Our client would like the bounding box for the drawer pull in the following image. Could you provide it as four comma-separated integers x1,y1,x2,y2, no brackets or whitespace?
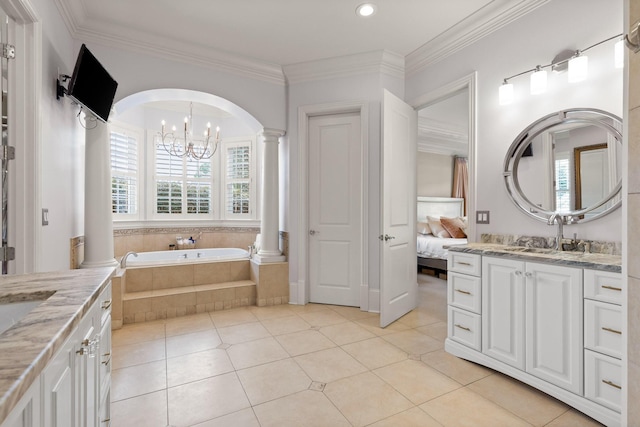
457,262,472,266
602,327,622,335
602,379,622,390
455,289,471,295
102,300,112,310
454,324,471,332
602,285,622,292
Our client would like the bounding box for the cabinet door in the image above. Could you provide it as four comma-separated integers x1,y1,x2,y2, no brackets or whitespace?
1,377,40,427
42,339,76,427
482,256,525,370
525,262,583,394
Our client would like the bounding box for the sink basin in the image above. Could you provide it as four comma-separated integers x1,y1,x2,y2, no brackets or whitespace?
0,299,46,335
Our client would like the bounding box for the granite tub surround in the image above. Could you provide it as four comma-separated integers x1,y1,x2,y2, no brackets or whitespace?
0,267,114,425
481,233,622,256
450,242,621,272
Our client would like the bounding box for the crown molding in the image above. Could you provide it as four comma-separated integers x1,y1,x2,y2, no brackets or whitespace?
283,50,404,85
406,0,551,77
53,0,286,86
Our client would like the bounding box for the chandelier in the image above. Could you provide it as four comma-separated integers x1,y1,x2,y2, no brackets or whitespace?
159,102,221,160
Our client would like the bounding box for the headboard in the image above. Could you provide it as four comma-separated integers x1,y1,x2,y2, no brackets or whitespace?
417,196,464,221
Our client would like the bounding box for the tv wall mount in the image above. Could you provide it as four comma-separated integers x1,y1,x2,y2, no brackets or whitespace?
56,74,71,100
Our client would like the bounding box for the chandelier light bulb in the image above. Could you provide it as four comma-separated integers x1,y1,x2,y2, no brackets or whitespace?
568,53,588,83
499,81,514,105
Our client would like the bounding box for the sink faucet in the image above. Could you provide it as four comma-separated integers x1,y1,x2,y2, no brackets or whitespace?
120,251,138,268
548,213,565,251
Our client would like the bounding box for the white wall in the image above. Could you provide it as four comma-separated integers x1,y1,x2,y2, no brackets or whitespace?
406,0,624,243
31,0,86,271
284,69,404,298
417,152,453,198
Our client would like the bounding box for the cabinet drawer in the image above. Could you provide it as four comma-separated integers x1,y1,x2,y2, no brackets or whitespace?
584,300,622,359
584,270,622,305
585,349,622,413
448,306,481,351
448,252,481,276
448,272,481,314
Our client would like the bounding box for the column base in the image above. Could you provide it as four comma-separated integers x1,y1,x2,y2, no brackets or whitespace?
252,253,286,264
80,258,120,269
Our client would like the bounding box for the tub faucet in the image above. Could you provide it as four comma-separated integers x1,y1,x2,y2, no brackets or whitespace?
120,251,138,268
548,213,565,251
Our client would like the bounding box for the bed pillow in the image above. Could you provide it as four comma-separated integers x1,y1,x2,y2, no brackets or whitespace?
417,222,432,235
440,216,467,238
427,216,451,238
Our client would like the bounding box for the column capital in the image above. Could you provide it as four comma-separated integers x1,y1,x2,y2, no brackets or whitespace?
261,128,285,142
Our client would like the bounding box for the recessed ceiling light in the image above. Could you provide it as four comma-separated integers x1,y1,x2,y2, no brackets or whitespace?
356,3,377,17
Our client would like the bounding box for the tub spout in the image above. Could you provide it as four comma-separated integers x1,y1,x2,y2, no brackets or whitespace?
120,251,138,268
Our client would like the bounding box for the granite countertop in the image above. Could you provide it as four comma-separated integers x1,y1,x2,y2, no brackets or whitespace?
449,243,622,273
0,267,115,424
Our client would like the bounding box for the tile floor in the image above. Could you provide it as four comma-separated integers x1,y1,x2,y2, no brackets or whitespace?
111,273,604,427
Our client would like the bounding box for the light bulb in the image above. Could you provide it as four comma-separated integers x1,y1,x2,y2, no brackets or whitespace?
499,82,514,105
615,39,624,69
530,67,547,95
568,54,588,83
356,3,377,17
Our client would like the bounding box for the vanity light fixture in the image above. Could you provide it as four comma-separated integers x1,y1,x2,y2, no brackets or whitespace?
567,52,588,83
356,3,377,17
499,80,514,105
498,33,622,105
530,66,547,95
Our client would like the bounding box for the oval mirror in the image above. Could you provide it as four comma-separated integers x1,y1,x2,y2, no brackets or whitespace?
503,108,622,223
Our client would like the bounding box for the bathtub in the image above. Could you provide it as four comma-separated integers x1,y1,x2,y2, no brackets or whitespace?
124,247,250,267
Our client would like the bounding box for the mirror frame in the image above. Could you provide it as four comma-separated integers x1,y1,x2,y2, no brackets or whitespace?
503,108,622,223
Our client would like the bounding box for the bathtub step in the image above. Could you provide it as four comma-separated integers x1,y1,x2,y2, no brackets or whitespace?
123,279,257,324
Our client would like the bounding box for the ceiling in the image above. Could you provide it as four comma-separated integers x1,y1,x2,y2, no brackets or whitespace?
54,0,547,71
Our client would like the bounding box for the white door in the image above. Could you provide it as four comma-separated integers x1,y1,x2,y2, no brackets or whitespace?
380,90,417,327
482,256,526,370
525,262,583,394
308,113,362,306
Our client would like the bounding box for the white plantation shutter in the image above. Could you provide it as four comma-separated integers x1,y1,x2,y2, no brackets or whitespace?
110,129,138,216
555,152,571,212
224,142,252,218
154,137,212,216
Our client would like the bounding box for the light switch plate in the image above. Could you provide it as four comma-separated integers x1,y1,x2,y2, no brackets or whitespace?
42,208,49,226
476,210,490,224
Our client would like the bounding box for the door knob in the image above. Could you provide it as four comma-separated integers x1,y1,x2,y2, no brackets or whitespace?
309,229,319,236
378,234,395,241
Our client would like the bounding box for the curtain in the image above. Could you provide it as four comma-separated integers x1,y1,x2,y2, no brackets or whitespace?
452,156,468,216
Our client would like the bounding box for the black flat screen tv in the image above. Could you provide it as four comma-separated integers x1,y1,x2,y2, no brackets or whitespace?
66,44,118,122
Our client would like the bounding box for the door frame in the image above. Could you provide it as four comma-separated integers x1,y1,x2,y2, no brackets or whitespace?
408,72,477,241
1,0,41,273
296,101,369,308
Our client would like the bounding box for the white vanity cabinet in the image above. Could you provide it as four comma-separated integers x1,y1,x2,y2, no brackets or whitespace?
447,253,482,351
482,257,583,394
447,249,621,427
584,269,623,413
2,282,112,427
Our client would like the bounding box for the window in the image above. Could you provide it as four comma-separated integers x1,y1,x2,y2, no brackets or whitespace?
110,121,257,223
154,137,212,217
110,126,140,218
223,140,255,219
555,151,571,212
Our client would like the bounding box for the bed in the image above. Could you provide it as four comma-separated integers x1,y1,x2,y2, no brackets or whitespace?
416,196,467,277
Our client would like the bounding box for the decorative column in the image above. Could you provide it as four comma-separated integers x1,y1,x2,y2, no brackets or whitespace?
253,128,285,264
80,116,119,269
